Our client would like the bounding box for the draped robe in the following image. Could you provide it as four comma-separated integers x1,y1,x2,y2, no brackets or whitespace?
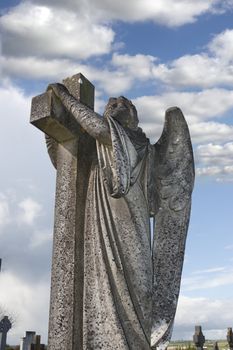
82,117,153,350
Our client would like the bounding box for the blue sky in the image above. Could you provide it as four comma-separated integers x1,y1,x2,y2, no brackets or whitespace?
0,0,233,345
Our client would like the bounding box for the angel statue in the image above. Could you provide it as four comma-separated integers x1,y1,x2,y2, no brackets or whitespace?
31,75,194,350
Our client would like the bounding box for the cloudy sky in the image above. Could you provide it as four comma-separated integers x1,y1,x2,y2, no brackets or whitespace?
0,0,233,345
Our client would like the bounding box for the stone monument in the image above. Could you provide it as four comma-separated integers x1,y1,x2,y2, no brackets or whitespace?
30,73,194,350
20,331,36,350
0,316,12,350
20,331,45,350
227,327,233,350
193,326,205,350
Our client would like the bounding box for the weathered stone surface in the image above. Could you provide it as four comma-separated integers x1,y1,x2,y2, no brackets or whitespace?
63,72,95,110
31,91,80,143
30,73,194,350
47,140,78,350
31,74,95,350
151,107,194,348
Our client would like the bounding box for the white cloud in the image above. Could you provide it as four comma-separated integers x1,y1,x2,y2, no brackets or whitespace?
182,268,233,291
0,194,10,228
31,0,233,27
196,143,233,178
1,56,79,81
134,89,233,144
0,80,54,188
0,271,50,344
29,229,52,249
197,166,225,176
0,80,30,117
0,2,114,60
152,54,233,88
197,143,233,165
1,77,232,183
2,26,233,98
192,267,226,274
173,295,233,339
18,198,42,225
1,56,134,96
208,29,233,63
110,30,233,89
150,29,233,88
96,0,214,26
112,53,158,80
92,70,133,96
1,4,233,92
0,190,45,230
196,166,233,177
0,81,35,170
190,122,233,144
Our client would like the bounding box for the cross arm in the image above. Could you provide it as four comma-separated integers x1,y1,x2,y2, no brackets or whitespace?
30,73,97,143
47,83,111,146
30,90,83,143
31,84,111,146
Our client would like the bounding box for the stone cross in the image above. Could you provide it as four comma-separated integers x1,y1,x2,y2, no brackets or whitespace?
30,73,96,350
0,316,12,350
193,325,205,350
227,327,233,350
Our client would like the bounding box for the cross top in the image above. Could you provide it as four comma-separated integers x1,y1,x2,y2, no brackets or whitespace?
0,316,12,333
193,325,205,349
30,73,95,146
62,73,94,109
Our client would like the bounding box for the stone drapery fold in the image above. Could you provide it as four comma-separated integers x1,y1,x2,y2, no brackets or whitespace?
82,117,152,349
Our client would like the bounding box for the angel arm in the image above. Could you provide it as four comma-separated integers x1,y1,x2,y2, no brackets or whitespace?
151,107,194,349
47,83,111,146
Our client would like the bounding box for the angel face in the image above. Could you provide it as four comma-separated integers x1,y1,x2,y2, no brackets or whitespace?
103,96,139,130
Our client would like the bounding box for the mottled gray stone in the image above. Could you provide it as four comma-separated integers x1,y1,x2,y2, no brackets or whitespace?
63,73,95,110
30,73,194,350
31,90,79,143
31,74,95,350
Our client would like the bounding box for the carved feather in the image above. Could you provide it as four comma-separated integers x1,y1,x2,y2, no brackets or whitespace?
151,107,194,349
45,134,58,169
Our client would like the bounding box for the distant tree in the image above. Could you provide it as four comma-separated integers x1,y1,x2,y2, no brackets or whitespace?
0,304,15,327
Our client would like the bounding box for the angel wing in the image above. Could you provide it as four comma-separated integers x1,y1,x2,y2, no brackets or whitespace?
45,134,58,169
150,107,195,349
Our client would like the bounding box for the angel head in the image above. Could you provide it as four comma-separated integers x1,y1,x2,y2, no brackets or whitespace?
103,96,139,130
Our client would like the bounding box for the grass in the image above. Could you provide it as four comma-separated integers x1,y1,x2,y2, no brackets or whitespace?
169,340,229,350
